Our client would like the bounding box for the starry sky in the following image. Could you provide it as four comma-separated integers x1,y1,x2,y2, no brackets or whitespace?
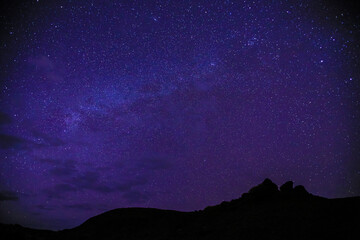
0,0,360,230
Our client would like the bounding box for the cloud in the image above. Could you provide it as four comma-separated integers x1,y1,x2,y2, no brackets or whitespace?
0,121,64,150
43,183,77,199
49,160,77,177
28,55,64,84
137,156,172,170
39,158,78,177
116,176,148,191
29,55,54,71
42,171,108,199
0,134,27,149
49,167,77,177
122,190,150,203
38,158,61,164
71,172,148,194
0,112,12,125
88,184,114,193
0,191,19,201
31,130,65,147
0,112,27,150
41,171,150,203
72,171,99,189
63,203,94,211
36,204,55,211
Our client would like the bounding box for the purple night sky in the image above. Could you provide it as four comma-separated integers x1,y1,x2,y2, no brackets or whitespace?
0,0,359,230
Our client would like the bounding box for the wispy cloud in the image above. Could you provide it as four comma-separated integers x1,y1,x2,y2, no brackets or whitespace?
0,191,19,201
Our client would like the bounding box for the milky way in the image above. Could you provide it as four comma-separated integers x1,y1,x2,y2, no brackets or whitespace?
0,0,359,230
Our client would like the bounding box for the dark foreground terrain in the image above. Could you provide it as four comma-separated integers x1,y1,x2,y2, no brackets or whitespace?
1,179,359,239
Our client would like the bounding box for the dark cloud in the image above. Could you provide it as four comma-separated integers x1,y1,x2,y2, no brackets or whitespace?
0,134,27,149
39,158,78,177
43,183,77,199
137,156,172,170
122,191,150,203
0,112,12,125
48,160,77,177
42,172,150,202
29,55,54,71
63,203,94,211
54,183,77,192
28,55,64,83
72,171,99,189
72,172,148,194
63,203,109,212
50,167,77,176
89,185,114,193
36,204,55,211
38,158,61,165
116,176,148,191
0,112,28,150
42,171,109,199
0,112,63,150
31,130,65,147
0,127,64,151
0,191,18,201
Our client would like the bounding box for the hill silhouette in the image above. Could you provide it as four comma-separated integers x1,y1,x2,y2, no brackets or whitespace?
1,179,359,239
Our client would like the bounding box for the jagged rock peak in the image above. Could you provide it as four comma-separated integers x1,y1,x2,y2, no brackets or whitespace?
240,179,311,201
262,178,276,186
247,178,279,198
293,185,309,196
280,181,294,193
279,180,310,198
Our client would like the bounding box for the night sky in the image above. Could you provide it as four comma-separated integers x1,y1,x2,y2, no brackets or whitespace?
0,0,360,230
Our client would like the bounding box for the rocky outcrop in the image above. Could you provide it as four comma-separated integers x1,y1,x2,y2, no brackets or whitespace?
1,179,358,240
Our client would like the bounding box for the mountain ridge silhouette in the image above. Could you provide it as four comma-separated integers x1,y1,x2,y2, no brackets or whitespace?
1,178,359,239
